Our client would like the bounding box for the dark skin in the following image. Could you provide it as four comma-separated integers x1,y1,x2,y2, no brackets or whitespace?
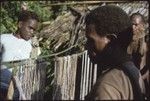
14,19,38,41
86,24,110,63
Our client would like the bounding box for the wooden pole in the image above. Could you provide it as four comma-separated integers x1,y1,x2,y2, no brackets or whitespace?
42,1,130,7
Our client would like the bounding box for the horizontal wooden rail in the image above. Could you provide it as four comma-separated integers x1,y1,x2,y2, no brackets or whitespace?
42,1,131,7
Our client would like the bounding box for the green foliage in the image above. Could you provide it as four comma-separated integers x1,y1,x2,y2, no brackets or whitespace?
0,1,53,34
0,1,20,33
27,1,53,22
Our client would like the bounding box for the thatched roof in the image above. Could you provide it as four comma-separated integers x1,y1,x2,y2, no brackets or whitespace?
39,1,149,53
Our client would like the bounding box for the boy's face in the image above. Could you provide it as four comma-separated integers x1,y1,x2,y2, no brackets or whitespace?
18,19,38,41
85,24,110,63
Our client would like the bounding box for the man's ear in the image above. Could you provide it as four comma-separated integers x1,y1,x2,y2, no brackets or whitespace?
106,34,117,41
18,21,23,28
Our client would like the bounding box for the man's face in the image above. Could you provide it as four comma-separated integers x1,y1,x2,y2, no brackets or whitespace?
18,19,38,41
131,16,145,39
85,25,110,63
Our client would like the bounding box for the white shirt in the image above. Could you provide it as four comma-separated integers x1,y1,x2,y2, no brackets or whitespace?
1,34,32,62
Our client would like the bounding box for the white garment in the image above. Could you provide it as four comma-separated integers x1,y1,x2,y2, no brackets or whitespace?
1,34,32,62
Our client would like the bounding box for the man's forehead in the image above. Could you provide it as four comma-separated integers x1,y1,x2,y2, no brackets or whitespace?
132,16,143,24
22,19,38,27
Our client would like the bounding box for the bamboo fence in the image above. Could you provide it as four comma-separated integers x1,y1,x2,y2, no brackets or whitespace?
53,51,97,100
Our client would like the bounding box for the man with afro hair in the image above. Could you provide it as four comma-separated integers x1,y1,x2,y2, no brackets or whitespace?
84,5,146,100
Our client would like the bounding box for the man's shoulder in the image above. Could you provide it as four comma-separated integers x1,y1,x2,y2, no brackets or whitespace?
1,33,13,39
98,68,130,86
102,68,125,80
1,34,14,44
94,68,134,100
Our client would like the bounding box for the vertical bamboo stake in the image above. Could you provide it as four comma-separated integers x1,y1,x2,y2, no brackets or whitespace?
85,53,90,96
80,51,85,99
93,64,97,85
82,51,87,99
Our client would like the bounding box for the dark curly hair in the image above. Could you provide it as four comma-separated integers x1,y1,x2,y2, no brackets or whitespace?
85,5,133,49
18,10,39,22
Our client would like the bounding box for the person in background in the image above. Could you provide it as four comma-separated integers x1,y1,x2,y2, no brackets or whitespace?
0,10,39,100
127,12,149,99
128,13,147,70
84,5,146,100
